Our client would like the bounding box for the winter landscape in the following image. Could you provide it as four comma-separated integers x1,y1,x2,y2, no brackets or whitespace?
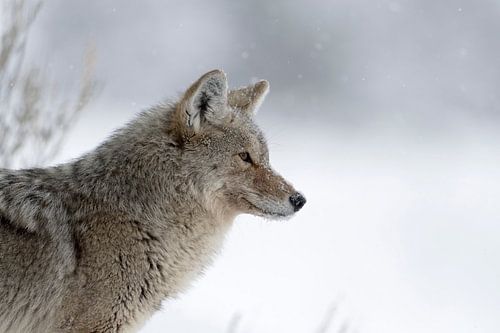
1,0,499,332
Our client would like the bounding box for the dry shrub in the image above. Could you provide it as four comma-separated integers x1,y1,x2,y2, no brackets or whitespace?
0,0,98,168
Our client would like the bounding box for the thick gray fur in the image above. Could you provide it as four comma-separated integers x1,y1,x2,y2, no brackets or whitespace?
0,70,304,332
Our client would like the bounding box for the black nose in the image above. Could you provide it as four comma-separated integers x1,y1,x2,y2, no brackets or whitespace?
289,192,306,212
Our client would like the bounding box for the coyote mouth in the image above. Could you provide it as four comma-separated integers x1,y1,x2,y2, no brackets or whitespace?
242,198,290,219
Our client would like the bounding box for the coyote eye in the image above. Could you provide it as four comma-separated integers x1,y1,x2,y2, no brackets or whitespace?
239,152,253,164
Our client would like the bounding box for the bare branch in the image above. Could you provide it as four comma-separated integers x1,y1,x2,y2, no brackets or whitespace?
226,312,243,333
0,0,98,168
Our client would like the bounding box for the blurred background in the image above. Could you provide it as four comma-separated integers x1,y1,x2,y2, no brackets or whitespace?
1,0,500,332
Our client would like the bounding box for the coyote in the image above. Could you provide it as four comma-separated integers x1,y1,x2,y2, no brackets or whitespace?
0,70,306,332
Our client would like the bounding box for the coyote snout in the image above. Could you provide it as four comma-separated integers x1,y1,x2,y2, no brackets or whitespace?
232,165,306,218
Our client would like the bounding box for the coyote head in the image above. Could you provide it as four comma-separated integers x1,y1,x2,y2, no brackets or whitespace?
171,70,306,219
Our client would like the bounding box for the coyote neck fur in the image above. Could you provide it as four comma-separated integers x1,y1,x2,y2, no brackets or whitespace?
1,105,233,331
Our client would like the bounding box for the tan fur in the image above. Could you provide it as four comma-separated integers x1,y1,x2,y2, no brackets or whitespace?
0,70,306,332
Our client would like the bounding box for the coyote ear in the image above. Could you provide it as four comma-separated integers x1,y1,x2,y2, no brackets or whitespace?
180,69,229,132
228,80,269,115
